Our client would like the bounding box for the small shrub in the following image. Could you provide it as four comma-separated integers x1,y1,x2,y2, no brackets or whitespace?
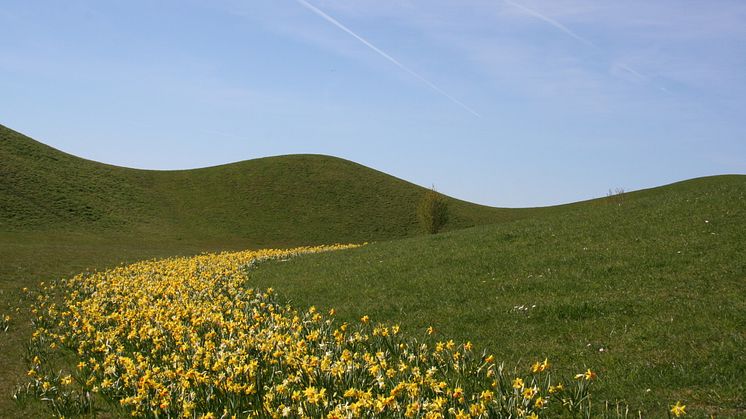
606,187,626,206
418,187,449,234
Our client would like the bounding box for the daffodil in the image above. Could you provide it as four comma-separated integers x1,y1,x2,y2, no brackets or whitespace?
670,401,686,417
20,242,602,418
531,358,550,373
513,377,525,389
575,368,597,380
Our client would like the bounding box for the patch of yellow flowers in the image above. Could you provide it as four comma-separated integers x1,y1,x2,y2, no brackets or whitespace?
18,244,607,417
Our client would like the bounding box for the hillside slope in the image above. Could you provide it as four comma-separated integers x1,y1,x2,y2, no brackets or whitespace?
0,124,517,246
249,174,746,416
0,124,529,416
2,123,744,416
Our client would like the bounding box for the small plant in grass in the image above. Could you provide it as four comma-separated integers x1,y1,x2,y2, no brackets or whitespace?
1,313,10,332
669,401,687,417
606,187,626,206
418,186,449,234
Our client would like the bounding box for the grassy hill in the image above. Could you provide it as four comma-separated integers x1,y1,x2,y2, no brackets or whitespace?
0,123,522,416
0,124,516,246
1,123,744,416
1,121,525,302
249,175,746,416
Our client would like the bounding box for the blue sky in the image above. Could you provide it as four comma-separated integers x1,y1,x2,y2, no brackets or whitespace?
2,0,744,207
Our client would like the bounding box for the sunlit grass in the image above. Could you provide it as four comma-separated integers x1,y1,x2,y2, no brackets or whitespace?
16,246,618,418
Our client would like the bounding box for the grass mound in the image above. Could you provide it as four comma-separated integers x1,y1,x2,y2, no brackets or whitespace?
1,124,521,416
0,124,515,245
248,175,746,416
2,123,743,416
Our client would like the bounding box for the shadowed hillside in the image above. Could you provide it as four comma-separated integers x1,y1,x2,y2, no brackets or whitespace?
0,124,518,246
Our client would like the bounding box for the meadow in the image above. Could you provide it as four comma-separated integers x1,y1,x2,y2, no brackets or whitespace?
249,176,746,417
0,123,518,416
1,124,744,417
15,245,607,418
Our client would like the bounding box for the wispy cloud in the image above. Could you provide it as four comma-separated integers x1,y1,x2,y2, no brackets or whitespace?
295,0,481,117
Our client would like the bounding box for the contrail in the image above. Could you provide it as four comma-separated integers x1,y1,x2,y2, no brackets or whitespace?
504,0,653,83
616,63,646,81
295,0,481,117
504,0,596,48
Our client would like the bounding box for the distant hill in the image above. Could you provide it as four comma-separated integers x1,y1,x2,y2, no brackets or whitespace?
0,124,521,246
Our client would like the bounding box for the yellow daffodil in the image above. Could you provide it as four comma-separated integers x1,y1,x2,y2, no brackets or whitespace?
19,242,602,418
670,401,686,417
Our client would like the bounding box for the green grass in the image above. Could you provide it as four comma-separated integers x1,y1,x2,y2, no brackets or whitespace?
1,123,744,416
0,124,518,244
0,123,519,416
248,176,746,417
0,233,263,417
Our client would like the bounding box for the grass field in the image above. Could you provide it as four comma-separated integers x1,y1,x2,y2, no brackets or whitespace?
0,123,520,417
1,123,745,417
249,176,746,416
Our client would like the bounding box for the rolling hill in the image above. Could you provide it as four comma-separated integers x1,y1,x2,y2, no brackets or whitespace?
249,174,746,416
0,123,528,416
0,124,518,246
1,122,744,416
